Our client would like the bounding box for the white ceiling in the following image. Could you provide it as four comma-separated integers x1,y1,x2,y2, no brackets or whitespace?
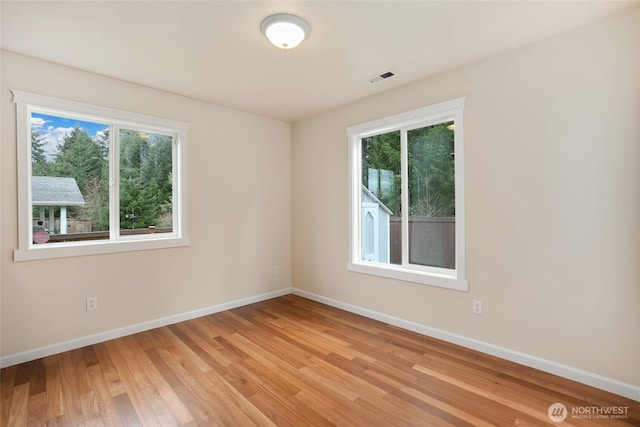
1,1,636,122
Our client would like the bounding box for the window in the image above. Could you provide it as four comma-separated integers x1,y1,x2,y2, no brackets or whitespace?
348,98,467,291
13,90,189,261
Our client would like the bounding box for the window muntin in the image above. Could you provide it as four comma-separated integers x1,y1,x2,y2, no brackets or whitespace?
13,90,189,261
348,98,467,291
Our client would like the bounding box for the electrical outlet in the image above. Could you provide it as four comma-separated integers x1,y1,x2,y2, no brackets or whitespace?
472,299,482,315
273,265,280,275
87,296,97,311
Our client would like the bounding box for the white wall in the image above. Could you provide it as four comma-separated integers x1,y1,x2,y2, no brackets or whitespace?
292,9,640,387
0,51,292,359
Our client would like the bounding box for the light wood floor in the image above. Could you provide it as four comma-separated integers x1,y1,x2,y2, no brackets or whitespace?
1,295,638,426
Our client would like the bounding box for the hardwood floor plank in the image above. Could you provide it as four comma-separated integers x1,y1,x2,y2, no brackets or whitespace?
112,393,142,427
103,340,162,426
225,333,279,370
362,366,468,423
124,336,193,426
42,356,63,422
292,390,341,424
58,351,85,425
82,346,100,369
238,360,334,427
413,362,583,426
26,391,46,427
399,385,497,426
91,343,125,398
70,349,92,398
0,366,17,427
247,392,329,427
239,327,311,370
158,373,224,426
139,385,179,427
7,383,29,427
306,355,388,401
86,364,122,427
78,389,101,425
13,363,32,388
27,360,46,398
2,295,638,426
330,398,403,427
44,415,64,427
154,346,249,426
198,369,269,426
358,356,531,426
359,393,466,427
297,364,360,401
170,322,230,368
160,327,211,374
411,347,567,422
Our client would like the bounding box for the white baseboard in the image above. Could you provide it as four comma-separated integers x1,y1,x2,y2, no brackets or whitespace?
292,288,640,402
0,287,291,369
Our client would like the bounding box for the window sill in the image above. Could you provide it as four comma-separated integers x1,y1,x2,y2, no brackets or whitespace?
13,236,190,261
347,261,468,291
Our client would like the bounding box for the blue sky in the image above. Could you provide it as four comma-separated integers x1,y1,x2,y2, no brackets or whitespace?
31,112,108,161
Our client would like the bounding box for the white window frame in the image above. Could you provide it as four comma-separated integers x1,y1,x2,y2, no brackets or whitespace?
12,90,189,261
347,98,467,291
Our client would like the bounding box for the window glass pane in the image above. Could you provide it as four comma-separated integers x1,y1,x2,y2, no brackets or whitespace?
30,112,109,244
361,130,401,264
119,129,173,236
407,121,455,268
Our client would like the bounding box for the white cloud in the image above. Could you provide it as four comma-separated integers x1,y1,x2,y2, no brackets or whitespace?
31,117,46,130
39,125,74,161
96,129,108,141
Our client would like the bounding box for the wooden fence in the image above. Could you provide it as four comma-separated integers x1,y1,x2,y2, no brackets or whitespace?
39,227,172,243
389,217,455,269
33,218,93,234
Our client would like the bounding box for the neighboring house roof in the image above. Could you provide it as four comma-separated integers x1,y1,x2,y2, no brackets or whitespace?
362,185,393,215
32,176,85,206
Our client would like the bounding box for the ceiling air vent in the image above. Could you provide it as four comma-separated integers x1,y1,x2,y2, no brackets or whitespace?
369,70,396,84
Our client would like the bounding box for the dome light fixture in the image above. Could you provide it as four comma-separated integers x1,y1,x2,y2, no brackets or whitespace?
261,13,310,50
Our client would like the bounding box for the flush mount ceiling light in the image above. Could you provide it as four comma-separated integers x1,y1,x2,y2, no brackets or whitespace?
261,13,310,50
